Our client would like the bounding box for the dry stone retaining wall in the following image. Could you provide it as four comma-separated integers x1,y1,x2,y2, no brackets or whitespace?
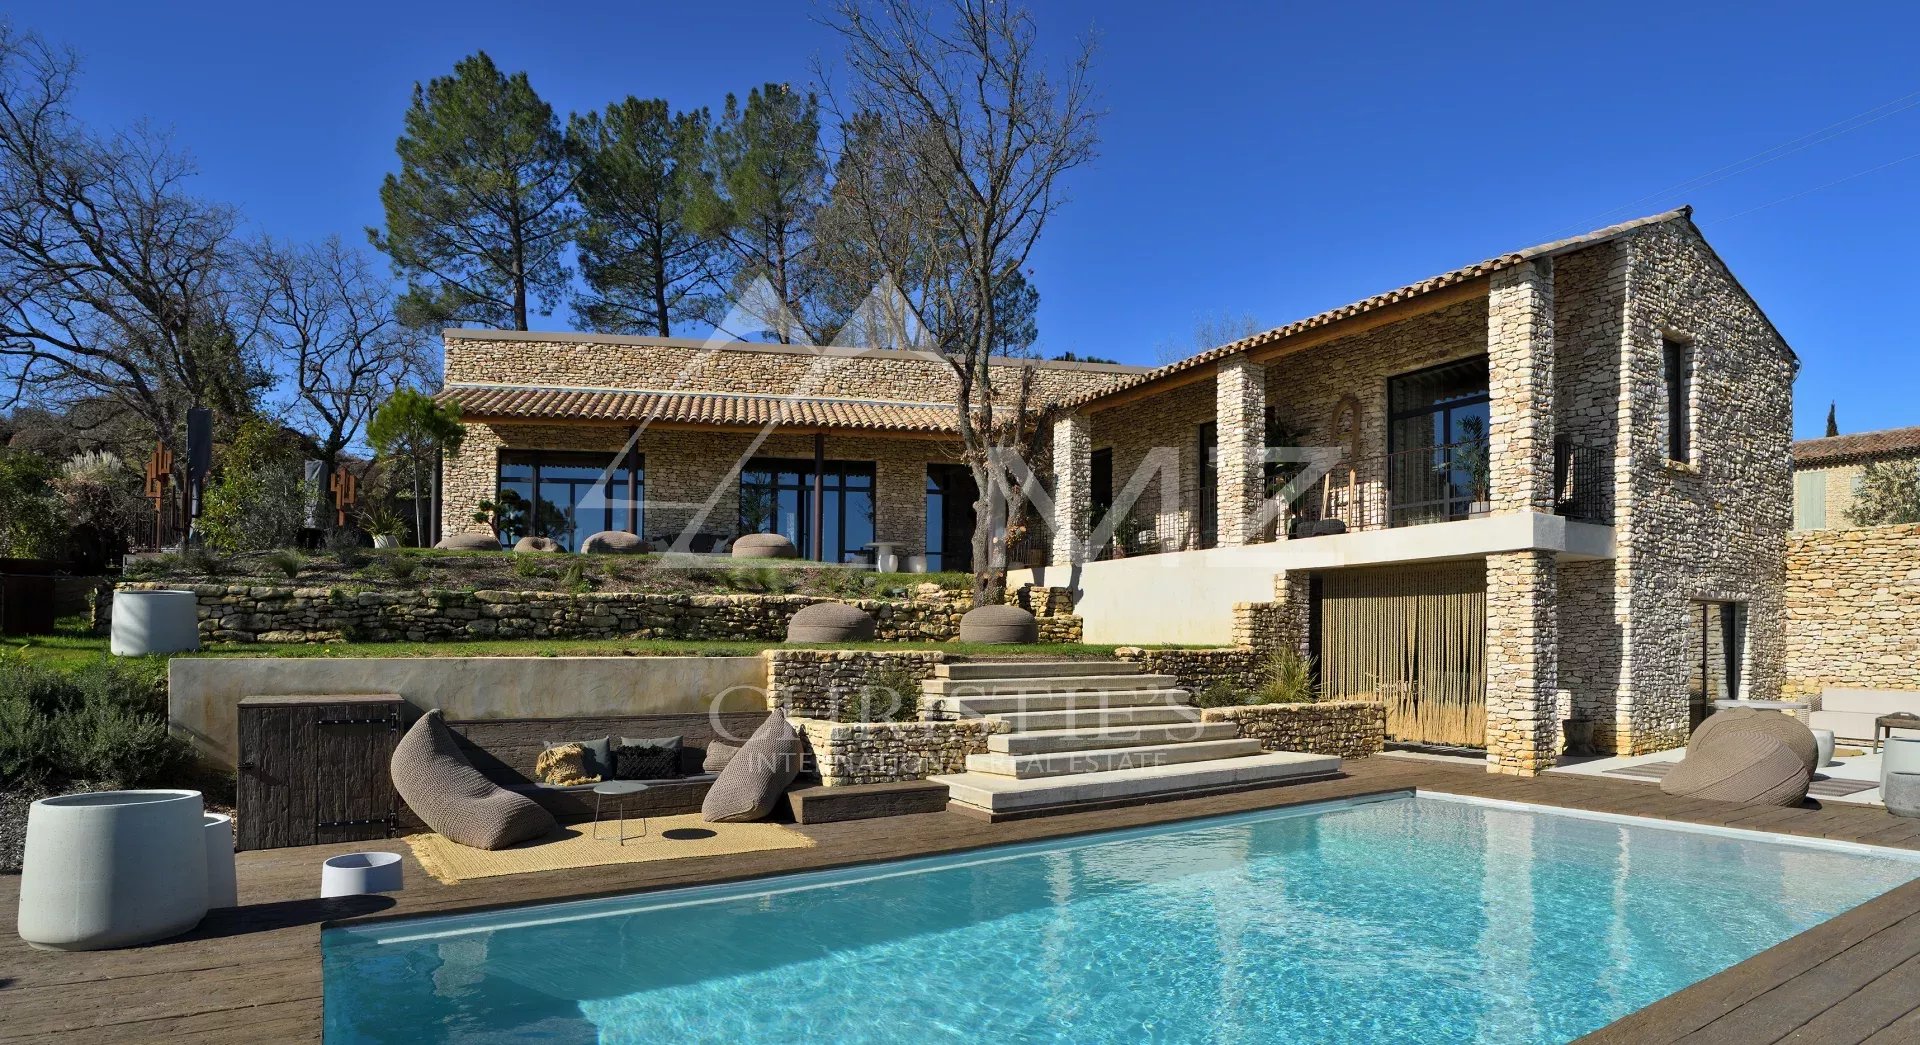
1201,700,1386,760
1114,646,1265,695
764,648,947,719
1782,524,1920,701
792,717,1006,787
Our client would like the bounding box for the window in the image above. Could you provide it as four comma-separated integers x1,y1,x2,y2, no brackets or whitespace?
925,464,976,573
1090,448,1114,522
1663,336,1692,463
739,458,875,563
1386,356,1491,526
1197,422,1218,548
1689,601,1745,729
495,450,641,551
1793,470,1828,531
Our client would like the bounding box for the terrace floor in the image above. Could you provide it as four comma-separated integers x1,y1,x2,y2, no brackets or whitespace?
7,756,1920,1043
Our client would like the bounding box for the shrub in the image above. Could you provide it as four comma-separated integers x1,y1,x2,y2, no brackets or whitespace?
197,418,307,553
1195,681,1244,708
384,554,421,582
0,449,65,558
836,661,927,722
182,545,227,576
328,527,368,568
560,558,591,592
0,657,186,789
512,554,543,578
266,549,306,579
1257,646,1318,705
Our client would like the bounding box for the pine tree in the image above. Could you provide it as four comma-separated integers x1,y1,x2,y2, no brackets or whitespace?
569,98,719,336
370,52,576,331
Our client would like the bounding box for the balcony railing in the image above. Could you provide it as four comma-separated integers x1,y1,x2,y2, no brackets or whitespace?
1288,438,1608,538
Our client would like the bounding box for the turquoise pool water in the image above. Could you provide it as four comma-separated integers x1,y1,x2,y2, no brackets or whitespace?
323,794,1920,1043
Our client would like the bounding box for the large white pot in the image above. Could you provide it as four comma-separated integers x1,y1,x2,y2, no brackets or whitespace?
17,790,209,950
110,589,201,656
203,813,238,909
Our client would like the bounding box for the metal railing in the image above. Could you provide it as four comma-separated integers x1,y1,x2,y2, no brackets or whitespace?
1288,438,1608,538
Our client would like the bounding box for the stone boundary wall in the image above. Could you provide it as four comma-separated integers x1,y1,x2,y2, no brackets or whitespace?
1201,701,1386,760
792,717,1006,787
119,582,1082,646
764,649,947,718
1782,524,1920,702
1114,646,1265,695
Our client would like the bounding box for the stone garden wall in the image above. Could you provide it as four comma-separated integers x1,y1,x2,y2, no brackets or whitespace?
119,582,1081,647
1782,523,1920,702
764,648,947,718
792,717,1007,787
1201,700,1386,759
1113,646,1266,695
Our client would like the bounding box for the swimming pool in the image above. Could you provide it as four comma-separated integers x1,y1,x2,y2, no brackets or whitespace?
323,793,1920,1043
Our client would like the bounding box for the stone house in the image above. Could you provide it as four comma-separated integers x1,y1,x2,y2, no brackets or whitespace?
435,206,1796,775
1791,425,1920,530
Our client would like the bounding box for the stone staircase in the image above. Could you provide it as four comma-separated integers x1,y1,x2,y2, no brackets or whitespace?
923,660,1340,818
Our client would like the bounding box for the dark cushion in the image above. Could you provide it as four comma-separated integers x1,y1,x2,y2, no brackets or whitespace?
614,735,683,780
1662,732,1811,806
702,711,803,823
1689,709,1819,775
391,710,557,850
544,735,613,780
703,740,741,774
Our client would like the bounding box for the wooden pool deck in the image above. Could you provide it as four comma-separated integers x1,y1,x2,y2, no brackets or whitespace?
7,755,1920,1043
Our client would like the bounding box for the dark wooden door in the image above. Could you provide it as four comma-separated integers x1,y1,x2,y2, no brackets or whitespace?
237,695,407,851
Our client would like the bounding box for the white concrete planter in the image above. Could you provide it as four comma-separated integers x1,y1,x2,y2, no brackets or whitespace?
110,589,201,656
372,534,401,549
203,813,238,909
321,852,404,897
17,790,209,950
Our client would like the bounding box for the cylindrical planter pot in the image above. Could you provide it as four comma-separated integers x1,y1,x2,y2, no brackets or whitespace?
109,589,201,656
321,852,404,898
1810,728,1836,769
203,813,238,909
1887,773,1920,819
17,790,209,950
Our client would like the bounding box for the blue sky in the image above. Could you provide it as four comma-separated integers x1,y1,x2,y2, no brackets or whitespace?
8,1,1917,438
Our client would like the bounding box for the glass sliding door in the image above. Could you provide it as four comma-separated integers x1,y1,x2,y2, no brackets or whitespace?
1690,601,1746,728
925,463,977,573
739,458,877,563
1386,356,1491,527
494,450,641,551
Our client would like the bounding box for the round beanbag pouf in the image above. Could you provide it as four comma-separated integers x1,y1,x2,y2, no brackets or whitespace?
786,602,877,643
958,604,1039,644
1661,732,1811,807
732,532,798,559
435,530,501,551
581,530,646,555
1688,708,1818,775
513,536,561,554
390,710,558,849
702,711,804,824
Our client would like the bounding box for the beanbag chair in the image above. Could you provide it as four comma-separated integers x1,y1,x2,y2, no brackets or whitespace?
513,536,561,554
1661,732,1811,806
786,602,877,642
958,604,1038,644
436,531,500,551
391,710,557,849
581,530,647,554
732,532,797,559
702,711,803,823
1689,708,1818,775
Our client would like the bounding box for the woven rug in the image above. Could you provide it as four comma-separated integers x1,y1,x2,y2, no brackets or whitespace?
1602,760,1878,798
404,814,815,884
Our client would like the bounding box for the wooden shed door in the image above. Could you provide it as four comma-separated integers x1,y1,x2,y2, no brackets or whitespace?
1316,563,1487,749
237,696,405,851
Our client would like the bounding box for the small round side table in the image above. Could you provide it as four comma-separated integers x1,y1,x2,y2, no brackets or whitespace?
591,781,652,845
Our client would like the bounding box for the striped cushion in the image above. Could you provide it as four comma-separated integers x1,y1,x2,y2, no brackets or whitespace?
701,711,803,823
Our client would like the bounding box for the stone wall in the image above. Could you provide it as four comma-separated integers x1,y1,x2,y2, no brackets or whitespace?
1113,646,1265,695
792,717,1006,786
1781,524,1920,701
1201,700,1386,760
764,648,947,718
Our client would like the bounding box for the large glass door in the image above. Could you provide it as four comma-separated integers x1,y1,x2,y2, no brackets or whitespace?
925,463,977,572
495,450,641,550
1690,601,1745,728
1386,357,1491,527
739,458,876,563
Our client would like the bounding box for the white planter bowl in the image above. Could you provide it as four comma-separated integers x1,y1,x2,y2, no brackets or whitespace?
321,852,404,898
372,534,400,549
17,790,209,950
110,589,201,656
203,813,237,909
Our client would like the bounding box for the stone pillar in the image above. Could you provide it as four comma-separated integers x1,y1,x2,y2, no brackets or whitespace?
1485,550,1559,775
1051,411,1090,566
1215,354,1267,545
1487,260,1556,513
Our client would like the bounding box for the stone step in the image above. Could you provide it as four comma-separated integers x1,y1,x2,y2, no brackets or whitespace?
920,689,1194,717
930,752,1341,815
934,661,1142,681
922,674,1177,697
979,705,1202,732
987,721,1238,755
967,738,1264,778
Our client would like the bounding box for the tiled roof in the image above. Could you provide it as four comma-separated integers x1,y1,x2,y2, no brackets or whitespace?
439,383,960,434
1066,207,1697,409
1793,425,1920,468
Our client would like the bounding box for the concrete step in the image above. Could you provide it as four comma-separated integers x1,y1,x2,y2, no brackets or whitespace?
934,661,1142,681
967,738,1264,778
922,674,1177,697
931,752,1341,815
920,689,1193,717
987,721,1238,755
980,706,1202,732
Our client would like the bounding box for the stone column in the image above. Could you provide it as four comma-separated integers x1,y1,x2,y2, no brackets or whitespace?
1215,354,1267,545
1051,411,1090,566
1485,550,1559,775
1487,260,1556,513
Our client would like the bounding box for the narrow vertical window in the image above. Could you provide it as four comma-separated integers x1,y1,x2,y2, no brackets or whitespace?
1663,336,1691,463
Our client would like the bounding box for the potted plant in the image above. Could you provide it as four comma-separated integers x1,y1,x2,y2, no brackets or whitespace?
1455,417,1492,517
364,506,407,549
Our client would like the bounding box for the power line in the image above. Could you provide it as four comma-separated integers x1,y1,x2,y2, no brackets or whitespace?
1708,148,1920,225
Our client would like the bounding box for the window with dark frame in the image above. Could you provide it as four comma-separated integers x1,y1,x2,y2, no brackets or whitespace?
1385,356,1492,526
494,449,642,551
739,457,876,563
1197,421,1218,549
1663,336,1692,463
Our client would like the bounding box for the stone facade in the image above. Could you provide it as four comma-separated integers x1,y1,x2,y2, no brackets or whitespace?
1214,355,1266,546
1050,411,1090,565
121,581,1080,646
1781,524,1920,701
1200,700,1386,760
1487,260,1556,513
1087,377,1215,553
765,648,948,718
792,717,1006,787
1113,646,1266,694
1485,550,1559,774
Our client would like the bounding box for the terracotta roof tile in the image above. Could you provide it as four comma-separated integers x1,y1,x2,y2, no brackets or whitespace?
439,384,960,434
1793,425,1920,468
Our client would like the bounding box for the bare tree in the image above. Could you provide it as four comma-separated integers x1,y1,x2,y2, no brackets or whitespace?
0,28,264,448
818,0,1100,603
244,236,426,476
1154,310,1262,366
